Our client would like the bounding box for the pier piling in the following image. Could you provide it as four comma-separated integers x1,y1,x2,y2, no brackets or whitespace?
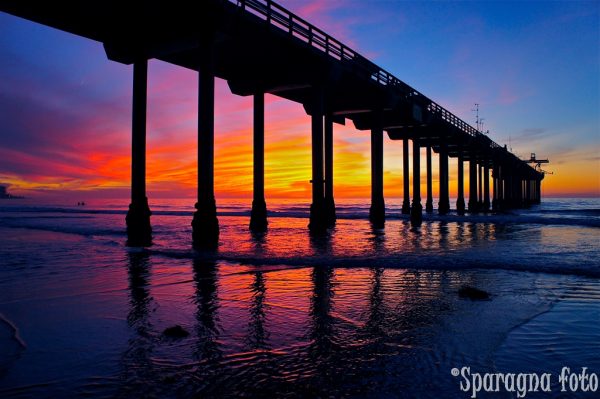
483,160,490,211
324,114,336,226
250,92,268,232
468,157,478,213
411,139,422,224
309,88,326,231
402,139,411,215
126,60,152,246
456,149,466,215
192,55,219,248
438,141,450,215
369,111,385,227
425,145,433,213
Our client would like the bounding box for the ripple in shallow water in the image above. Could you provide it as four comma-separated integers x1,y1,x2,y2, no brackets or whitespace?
0,199,599,397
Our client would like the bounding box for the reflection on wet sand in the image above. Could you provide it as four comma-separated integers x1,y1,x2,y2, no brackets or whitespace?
119,251,156,398
309,265,335,354
199,216,527,270
363,267,385,340
369,223,387,254
106,216,589,397
192,259,221,364
115,244,482,397
247,271,268,350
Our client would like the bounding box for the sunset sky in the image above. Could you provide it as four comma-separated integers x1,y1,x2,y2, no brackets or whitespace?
0,0,598,200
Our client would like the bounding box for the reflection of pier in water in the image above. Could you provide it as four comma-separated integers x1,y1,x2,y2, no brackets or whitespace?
0,0,547,247
116,244,484,396
119,251,157,398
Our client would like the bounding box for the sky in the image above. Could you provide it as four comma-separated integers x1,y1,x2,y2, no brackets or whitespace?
0,0,598,201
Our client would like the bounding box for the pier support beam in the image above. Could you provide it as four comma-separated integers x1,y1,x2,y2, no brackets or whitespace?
410,139,422,224
324,114,336,226
516,176,521,208
498,165,505,209
468,157,478,212
192,57,219,248
483,160,490,211
456,150,465,215
250,93,268,232
309,89,326,231
510,175,515,208
438,141,450,215
402,139,411,214
513,175,517,208
492,163,498,211
425,145,433,213
518,176,524,207
369,111,385,227
126,60,152,246
503,175,509,209
478,164,483,209
515,177,520,208
506,174,513,208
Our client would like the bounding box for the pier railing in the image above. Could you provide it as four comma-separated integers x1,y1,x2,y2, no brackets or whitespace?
232,0,491,140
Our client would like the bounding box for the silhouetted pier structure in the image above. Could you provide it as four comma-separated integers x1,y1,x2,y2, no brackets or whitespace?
1,0,545,246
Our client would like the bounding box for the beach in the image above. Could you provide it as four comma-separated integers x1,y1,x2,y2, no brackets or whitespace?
0,198,598,398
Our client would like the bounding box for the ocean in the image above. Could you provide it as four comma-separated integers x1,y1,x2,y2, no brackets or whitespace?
0,197,599,398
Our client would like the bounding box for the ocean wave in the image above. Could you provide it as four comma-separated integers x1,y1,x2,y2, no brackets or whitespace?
533,208,600,215
1,206,599,228
0,222,125,238
138,247,600,279
0,313,26,349
0,312,26,374
3,219,597,279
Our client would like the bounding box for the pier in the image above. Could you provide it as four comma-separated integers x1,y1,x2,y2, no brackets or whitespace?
0,0,546,246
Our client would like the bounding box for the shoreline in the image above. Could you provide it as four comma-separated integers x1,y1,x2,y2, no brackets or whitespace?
0,199,598,397
1,256,597,397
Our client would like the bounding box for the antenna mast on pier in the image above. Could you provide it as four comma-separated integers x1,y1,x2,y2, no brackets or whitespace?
472,103,480,132
472,103,489,134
